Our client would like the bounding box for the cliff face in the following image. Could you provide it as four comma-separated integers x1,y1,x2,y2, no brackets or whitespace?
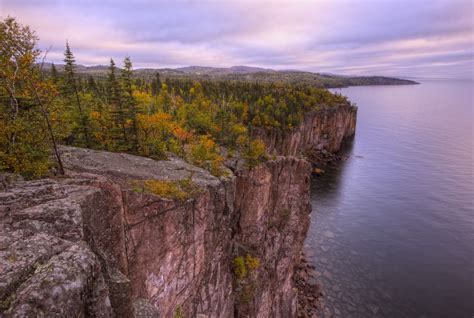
61,147,237,318
0,104,356,317
233,157,311,317
254,104,357,156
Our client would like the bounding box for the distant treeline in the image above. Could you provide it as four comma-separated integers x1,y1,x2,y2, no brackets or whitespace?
45,63,419,89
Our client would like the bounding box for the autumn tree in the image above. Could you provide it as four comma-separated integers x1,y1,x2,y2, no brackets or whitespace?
137,112,174,159
0,17,63,177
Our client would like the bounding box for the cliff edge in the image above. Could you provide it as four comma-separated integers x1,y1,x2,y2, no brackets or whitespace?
0,103,356,317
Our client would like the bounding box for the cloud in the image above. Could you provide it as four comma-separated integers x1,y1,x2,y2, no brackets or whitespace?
1,0,472,78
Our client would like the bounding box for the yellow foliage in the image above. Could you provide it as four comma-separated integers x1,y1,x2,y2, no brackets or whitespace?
245,254,260,271
243,139,267,168
188,135,225,176
233,256,247,279
133,90,154,112
136,112,179,158
232,254,260,280
132,176,199,200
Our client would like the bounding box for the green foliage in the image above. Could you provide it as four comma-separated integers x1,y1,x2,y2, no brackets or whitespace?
62,41,91,147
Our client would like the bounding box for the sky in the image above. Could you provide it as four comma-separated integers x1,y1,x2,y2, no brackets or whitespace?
1,0,473,79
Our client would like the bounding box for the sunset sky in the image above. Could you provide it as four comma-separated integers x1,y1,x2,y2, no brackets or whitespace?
2,0,473,79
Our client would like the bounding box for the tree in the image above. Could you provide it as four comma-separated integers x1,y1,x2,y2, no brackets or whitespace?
0,17,63,177
136,112,173,159
51,63,58,83
107,58,128,149
188,135,224,176
63,41,91,146
120,56,138,152
242,139,267,168
151,72,161,96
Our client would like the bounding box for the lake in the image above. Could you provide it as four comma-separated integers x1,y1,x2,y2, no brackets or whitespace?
306,80,474,318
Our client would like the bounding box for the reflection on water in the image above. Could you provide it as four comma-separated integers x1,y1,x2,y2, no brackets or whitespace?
305,80,474,318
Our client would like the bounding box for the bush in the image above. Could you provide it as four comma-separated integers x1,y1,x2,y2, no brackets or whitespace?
188,135,225,176
132,176,199,200
233,256,247,279
233,254,260,280
245,254,260,271
243,139,267,168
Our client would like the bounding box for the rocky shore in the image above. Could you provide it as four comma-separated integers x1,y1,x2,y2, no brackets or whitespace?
294,252,323,318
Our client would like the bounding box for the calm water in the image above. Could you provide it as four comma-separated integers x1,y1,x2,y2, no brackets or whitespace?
306,80,473,318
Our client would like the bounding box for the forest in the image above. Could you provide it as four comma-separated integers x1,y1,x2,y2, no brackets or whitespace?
0,17,350,179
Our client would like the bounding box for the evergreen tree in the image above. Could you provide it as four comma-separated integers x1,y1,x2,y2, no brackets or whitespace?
51,63,58,84
120,56,138,152
107,58,128,148
151,72,161,96
63,41,91,146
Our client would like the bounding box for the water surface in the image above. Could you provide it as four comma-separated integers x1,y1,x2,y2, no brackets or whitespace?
306,80,473,318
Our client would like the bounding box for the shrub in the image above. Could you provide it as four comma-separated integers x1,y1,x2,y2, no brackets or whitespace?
132,176,199,200
233,256,247,279
243,139,268,168
233,254,260,280
188,135,225,176
245,254,260,271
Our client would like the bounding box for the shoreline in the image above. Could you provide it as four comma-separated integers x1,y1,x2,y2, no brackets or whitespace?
295,146,353,317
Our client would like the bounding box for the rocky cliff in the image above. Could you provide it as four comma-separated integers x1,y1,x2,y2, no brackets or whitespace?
0,104,356,317
254,104,357,156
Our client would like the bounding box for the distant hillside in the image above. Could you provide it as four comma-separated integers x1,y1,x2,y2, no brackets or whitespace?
42,63,418,88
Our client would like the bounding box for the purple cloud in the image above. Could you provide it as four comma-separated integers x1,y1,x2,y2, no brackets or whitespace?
1,0,472,79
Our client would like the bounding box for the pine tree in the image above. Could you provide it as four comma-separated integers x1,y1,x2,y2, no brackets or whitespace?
107,58,128,148
151,72,161,96
63,41,91,147
51,63,58,84
120,56,138,152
